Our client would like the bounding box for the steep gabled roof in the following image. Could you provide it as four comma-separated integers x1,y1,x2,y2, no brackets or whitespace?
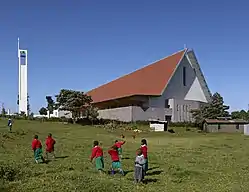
87,49,186,103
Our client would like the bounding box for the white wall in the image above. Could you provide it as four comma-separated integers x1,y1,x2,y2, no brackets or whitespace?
132,106,172,121
19,63,28,115
171,99,201,122
47,110,72,118
98,106,132,122
97,106,172,122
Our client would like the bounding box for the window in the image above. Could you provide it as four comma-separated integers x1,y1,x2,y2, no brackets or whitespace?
236,124,239,130
165,99,170,108
183,66,186,86
176,104,179,111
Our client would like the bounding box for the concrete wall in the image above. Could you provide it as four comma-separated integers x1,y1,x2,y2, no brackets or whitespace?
132,106,172,121
171,99,201,122
98,106,132,122
98,106,172,122
19,51,28,115
204,123,244,133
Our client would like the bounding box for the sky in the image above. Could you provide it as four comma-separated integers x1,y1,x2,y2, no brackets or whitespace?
0,0,249,113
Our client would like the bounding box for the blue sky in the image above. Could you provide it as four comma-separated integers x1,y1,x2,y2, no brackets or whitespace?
0,0,248,113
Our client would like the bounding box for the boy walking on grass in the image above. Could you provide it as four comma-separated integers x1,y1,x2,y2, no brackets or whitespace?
45,133,56,159
114,139,126,159
140,139,148,174
7,118,12,132
32,135,45,164
108,145,125,176
134,149,145,183
90,141,104,173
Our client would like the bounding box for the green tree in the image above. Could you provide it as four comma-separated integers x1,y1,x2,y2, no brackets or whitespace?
1,107,6,116
56,89,93,123
191,92,230,126
85,105,99,124
46,96,55,118
39,107,48,116
231,110,249,120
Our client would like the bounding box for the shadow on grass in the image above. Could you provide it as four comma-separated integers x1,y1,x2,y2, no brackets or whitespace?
148,166,159,171
43,159,51,164
122,157,130,160
107,169,133,176
55,156,69,159
143,178,158,184
146,170,163,176
124,170,133,176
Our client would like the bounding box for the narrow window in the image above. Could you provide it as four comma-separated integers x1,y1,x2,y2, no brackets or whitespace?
176,104,179,111
183,66,186,86
165,99,170,108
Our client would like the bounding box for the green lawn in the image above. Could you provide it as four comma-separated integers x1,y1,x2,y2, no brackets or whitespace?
1,119,249,192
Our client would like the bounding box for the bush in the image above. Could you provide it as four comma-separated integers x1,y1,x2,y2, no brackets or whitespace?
0,165,20,182
168,122,197,128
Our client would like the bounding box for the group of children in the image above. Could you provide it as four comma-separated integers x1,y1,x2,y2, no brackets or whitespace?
31,133,148,183
90,138,148,183
31,133,56,163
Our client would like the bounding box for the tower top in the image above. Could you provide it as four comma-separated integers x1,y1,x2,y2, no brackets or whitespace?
18,37,20,52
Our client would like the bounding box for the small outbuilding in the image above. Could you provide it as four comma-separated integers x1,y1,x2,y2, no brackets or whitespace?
149,119,168,132
203,119,249,133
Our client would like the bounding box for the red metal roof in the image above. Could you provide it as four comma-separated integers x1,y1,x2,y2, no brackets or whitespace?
87,49,186,103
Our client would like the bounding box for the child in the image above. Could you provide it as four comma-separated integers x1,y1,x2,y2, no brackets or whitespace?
45,133,56,159
90,141,104,173
114,139,126,159
134,149,145,183
108,145,124,175
140,139,148,174
31,135,44,164
7,118,12,132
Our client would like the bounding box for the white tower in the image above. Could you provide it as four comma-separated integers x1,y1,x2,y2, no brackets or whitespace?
18,38,28,115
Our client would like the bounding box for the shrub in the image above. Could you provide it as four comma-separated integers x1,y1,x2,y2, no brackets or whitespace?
0,165,20,182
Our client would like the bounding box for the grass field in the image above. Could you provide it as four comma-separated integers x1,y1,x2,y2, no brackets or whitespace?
1,119,249,192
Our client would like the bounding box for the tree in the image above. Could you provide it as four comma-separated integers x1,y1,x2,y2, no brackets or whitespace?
85,105,99,124
39,107,48,116
46,96,55,118
1,107,6,116
191,92,230,126
56,89,93,123
231,110,249,120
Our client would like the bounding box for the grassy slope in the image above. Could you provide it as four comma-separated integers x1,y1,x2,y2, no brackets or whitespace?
1,119,249,192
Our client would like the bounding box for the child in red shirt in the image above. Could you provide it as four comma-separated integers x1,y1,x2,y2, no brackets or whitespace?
108,145,124,176
45,133,56,159
114,139,126,159
32,135,44,164
140,139,148,174
90,141,104,173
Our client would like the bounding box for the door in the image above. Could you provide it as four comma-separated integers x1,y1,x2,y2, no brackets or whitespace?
165,115,171,122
